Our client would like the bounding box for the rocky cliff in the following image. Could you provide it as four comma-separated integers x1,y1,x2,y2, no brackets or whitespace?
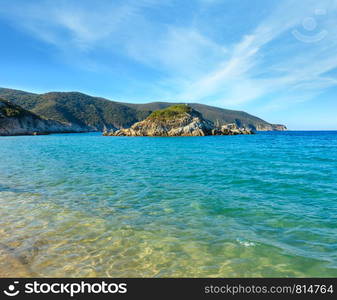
103,105,254,137
0,98,86,136
270,124,287,131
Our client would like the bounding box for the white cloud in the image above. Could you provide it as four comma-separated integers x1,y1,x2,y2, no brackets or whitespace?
125,26,227,78
177,0,337,108
1,0,337,110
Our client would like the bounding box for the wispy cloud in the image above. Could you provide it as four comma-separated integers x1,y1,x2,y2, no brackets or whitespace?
0,0,164,50
1,0,337,112
177,0,337,107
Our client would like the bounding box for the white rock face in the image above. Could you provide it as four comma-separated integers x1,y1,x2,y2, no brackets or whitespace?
0,99,86,136
255,123,287,131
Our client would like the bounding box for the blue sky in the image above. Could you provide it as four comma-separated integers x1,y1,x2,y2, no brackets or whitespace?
1,0,337,129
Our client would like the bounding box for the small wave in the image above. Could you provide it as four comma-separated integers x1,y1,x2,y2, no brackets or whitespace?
236,238,256,247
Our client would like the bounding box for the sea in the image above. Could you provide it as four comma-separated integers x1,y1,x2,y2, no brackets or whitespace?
0,131,336,277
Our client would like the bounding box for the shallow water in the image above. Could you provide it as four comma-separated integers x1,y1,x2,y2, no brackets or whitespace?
0,131,337,277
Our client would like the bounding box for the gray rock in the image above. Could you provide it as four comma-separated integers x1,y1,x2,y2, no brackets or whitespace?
104,105,255,137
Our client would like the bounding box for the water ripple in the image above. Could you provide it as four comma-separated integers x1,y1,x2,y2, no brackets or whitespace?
0,131,337,277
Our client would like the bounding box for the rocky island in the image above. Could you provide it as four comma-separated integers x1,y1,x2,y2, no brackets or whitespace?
103,104,254,137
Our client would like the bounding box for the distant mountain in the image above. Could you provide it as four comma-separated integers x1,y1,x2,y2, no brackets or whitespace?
0,98,85,136
0,88,286,131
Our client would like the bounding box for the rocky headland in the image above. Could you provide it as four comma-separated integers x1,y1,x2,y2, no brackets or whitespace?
103,104,254,137
0,98,85,136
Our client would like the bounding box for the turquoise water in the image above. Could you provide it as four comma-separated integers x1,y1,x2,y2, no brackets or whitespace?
0,131,337,277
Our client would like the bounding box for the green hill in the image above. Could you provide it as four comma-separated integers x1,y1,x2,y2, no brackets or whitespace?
0,97,84,135
0,97,38,119
147,104,199,121
0,87,286,131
